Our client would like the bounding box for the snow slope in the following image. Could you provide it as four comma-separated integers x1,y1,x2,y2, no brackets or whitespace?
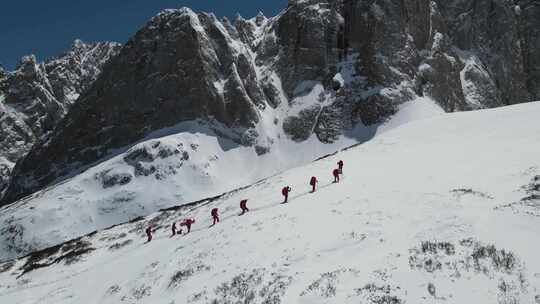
0,108,365,261
1,101,539,303
0,69,439,261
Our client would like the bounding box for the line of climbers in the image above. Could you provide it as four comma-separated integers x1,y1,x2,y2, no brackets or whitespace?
145,160,344,242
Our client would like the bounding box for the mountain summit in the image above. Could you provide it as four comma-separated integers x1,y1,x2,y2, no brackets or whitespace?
0,0,539,261
0,40,120,198
3,0,539,205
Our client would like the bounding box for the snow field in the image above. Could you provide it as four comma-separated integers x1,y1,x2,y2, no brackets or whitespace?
1,101,539,303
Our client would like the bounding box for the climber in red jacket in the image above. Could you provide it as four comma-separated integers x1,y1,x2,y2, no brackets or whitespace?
211,208,220,226
282,186,292,203
310,176,318,192
333,168,340,183
338,160,344,174
240,199,249,215
180,218,195,233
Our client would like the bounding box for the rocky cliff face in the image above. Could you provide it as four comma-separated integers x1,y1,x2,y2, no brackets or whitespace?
2,0,539,205
518,0,540,98
0,41,121,197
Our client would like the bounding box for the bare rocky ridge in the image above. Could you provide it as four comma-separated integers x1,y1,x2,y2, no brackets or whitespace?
0,40,121,198
2,0,539,205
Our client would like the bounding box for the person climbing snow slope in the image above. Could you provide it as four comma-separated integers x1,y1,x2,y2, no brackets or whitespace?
310,176,318,192
282,186,292,203
240,199,249,215
143,160,344,242
180,218,195,233
333,168,340,183
171,222,178,237
145,225,153,243
211,208,220,226
338,160,344,174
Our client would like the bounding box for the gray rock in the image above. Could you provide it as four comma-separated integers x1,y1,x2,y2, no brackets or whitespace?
2,8,268,204
271,1,341,96
517,1,540,99
98,170,133,189
0,40,120,200
3,1,540,205
283,105,321,142
0,163,11,198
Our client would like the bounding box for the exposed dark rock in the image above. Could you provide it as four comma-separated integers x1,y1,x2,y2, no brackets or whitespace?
212,268,292,303
98,170,133,189
495,174,540,216
355,283,403,304
353,95,398,126
168,264,210,289
254,145,270,156
271,1,341,97
18,239,95,277
3,0,539,206
0,260,15,274
2,9,265,204
283,105,321,142
108,239,133,251
0,40,120,201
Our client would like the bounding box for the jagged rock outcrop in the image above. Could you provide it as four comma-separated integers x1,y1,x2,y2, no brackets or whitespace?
278,0,539,139
3,0,539,205
0,40,121,198
2,9,274,204
518,0,540,98
270,1,341,96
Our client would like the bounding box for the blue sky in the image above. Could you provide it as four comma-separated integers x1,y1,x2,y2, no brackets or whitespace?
0,0,287,70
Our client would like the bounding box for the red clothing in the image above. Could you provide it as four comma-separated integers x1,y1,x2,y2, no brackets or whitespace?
310,176,317,192
281,187,289,195
282,186,291,203
333,169,340,182
180,219,195,233
211,208,220,225
240,200,249,215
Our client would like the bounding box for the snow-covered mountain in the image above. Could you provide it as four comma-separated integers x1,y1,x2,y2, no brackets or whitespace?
4,1,540,206
1,101,539,303
1,0,539,260
0,94,445,261
0,40,121,198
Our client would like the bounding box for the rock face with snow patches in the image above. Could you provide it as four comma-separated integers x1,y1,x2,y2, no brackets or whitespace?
1,0,539,261
0,40,121,198
3,1,540,204
2,9,272,205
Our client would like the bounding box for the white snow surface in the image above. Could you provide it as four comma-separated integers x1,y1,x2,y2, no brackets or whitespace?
0,92,495,262
1,101,539,303
377,97,445,133
0,103,361,261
